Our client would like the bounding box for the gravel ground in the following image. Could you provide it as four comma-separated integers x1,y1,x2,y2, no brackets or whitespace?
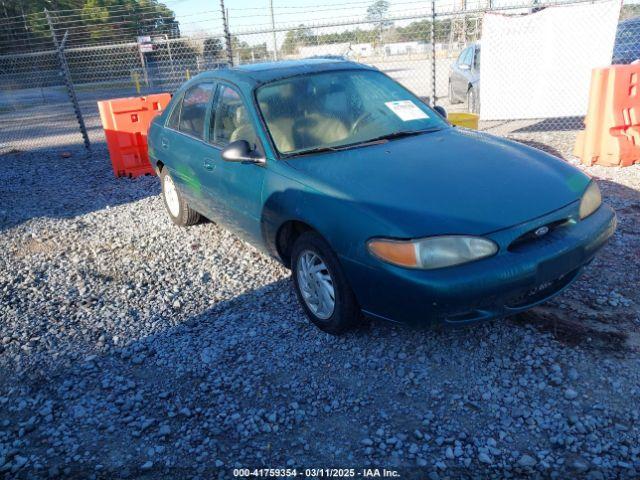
1,128,639,480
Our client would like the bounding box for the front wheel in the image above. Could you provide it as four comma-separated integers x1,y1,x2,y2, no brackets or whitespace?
160,168,201,226
291,232,361,334
449,82,458,104
467,87,479,114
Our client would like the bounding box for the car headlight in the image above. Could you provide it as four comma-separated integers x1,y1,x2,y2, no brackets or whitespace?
579,181,602,219
367,235,498,270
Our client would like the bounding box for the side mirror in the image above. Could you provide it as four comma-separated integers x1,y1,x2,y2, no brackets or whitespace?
221,140,265,164
433,105,448,119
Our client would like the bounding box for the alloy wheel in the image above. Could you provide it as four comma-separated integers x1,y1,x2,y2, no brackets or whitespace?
163,174,180,217
296,250,335,320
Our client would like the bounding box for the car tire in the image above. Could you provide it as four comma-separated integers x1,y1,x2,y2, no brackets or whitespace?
291,231,361,334
467,87,479,114
160,168,200,226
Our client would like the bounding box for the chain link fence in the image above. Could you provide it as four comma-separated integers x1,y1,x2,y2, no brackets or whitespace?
1,0,639,155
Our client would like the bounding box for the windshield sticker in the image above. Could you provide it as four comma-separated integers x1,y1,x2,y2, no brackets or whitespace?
385,100,429,121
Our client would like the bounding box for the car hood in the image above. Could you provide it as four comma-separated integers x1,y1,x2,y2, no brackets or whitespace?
284,127,590,237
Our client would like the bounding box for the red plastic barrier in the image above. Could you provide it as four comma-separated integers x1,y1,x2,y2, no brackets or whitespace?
574,65,640,167
98,94,171,177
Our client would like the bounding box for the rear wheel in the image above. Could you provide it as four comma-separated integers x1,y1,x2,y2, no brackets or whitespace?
291,231,360,334
160,168,200,226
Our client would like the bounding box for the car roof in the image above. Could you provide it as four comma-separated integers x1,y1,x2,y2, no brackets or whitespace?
192,58,377,88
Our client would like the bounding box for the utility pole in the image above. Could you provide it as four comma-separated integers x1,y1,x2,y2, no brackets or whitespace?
431,0,436,106
45,9,91,151
220,0,233,66
269,0,278,60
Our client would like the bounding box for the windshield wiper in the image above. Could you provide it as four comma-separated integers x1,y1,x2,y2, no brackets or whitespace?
325,127,443,151
360,127,443,144
288,145,342,157
286,127,443,158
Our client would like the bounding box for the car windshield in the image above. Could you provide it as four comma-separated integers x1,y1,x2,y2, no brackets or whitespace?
255,69,448,156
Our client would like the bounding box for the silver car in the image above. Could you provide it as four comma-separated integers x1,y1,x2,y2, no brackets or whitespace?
448,43,480,113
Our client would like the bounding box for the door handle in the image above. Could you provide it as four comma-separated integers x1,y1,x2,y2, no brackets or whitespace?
161,137,169,149
203,158,215,171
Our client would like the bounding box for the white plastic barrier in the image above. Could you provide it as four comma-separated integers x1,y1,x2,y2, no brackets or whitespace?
481,0,620,120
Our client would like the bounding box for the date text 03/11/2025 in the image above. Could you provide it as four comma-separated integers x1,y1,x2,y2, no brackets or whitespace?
232,468,400,477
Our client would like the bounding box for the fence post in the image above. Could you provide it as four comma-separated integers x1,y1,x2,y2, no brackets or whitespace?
220,0,234,66
44,9,91,152
164,34,175,73
138,47,149,87
269,0,278,61
431,0,437,106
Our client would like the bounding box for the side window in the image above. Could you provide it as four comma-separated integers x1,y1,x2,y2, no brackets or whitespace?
166,93,183,130
456,47,469,65
461,47,473,66
473,48,480,69
210,85,259,149
178,83,214,139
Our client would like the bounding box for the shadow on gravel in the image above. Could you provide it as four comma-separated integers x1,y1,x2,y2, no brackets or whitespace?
3,274,510,478
0,142,158,232
3,199,638,477
512,116,585,132
512,307,632,354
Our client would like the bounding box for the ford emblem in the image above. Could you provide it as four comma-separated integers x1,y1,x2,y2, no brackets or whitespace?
534,226,550,237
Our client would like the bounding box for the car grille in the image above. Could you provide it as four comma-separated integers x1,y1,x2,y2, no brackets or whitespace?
508,219,570,252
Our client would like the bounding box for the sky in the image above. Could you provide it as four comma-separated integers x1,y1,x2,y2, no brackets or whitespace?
160,0,436,52
162,0,634,48
166,0,437,36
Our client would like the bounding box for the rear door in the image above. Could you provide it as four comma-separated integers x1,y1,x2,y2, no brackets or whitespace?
162,82,215,214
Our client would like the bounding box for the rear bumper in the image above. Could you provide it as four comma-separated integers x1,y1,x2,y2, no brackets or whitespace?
341,204,617,326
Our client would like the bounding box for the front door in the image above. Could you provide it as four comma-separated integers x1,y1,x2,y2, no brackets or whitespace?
202,83,267,244
452,46,472,100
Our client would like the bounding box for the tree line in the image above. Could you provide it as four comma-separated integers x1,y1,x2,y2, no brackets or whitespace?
280,19,459,55
280,3,640,56
0,0,179,54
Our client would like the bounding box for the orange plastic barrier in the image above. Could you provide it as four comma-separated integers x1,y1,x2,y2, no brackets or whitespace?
574,65,640,167
98,94,171,178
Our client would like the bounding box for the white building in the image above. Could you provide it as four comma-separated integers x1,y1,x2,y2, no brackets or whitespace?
347,43,374,58
384,41,430,55
297,43,350,58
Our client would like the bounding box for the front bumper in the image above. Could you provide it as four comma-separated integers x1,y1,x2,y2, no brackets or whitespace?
341,203,617,326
